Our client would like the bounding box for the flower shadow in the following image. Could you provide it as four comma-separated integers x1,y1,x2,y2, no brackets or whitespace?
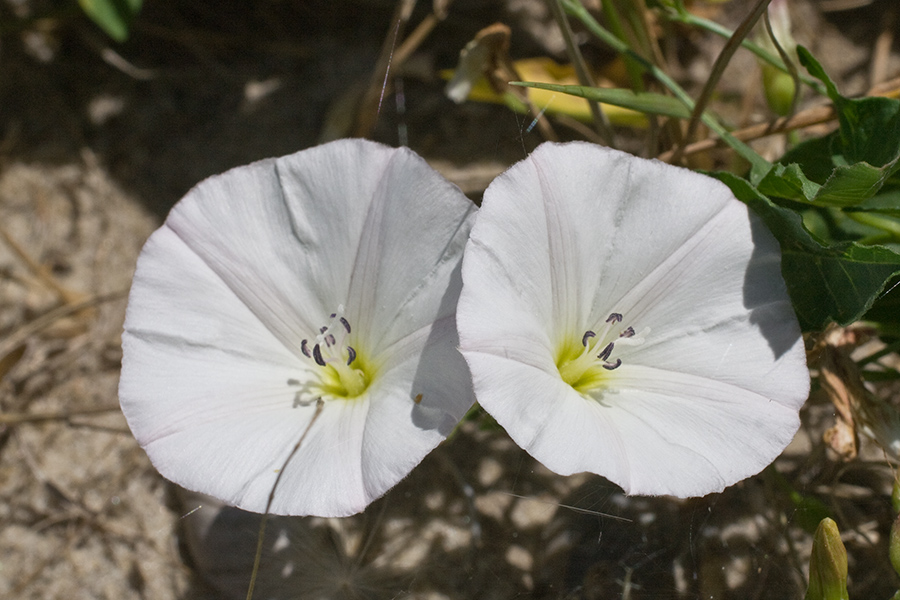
743,214,803,360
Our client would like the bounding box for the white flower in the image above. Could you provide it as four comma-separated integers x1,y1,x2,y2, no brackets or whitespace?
119,139,477,517
457,142,809,497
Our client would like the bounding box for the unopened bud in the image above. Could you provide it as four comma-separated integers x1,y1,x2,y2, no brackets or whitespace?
805,518,849,600
755,0,798,116
891,513,900,579
762,65,796,117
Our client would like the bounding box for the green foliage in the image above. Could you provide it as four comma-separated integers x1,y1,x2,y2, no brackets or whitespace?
509,81,695,119
756,48,900,210
78,0,142,42
716,173,900,331
893,515,900,580
720,47,900,332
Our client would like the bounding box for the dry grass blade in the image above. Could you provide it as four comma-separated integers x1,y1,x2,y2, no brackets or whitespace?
0,290,127,361
669,0,771,165
0,405,121,426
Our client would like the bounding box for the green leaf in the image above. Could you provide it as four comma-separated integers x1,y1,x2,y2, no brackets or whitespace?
513,80,773,178
509,81,694,119
78,0,142,42
799,45,900,168
759,156,900,208
857,188,900,216
755,48,900,211
778,133,840,185
715,172,900,331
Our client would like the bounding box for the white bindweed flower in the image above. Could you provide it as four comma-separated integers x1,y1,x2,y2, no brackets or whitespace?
457,142,809,498
119,139,477,517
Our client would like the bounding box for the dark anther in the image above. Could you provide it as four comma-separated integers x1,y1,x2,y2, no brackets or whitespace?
325,334,336,347
319,326,328,334
330,313,336,319
597,342,614,361
606,313,623,323
312,344,326,367
301,339,311,357
602,358,622,370
582,331,596,346
346,346,357,365
620,326,635,338
340,317,351,333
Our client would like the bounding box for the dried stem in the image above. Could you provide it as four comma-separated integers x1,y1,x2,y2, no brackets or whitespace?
547,0,614,145
670,0,771,164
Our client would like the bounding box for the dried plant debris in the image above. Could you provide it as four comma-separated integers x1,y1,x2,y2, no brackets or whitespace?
0,156,180,600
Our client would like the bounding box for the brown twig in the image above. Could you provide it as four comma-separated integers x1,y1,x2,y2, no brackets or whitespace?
657,104,834,162
0,290,127,361
0,405,121,426
869,3,896,88
0,223,85,305
656,76,900,162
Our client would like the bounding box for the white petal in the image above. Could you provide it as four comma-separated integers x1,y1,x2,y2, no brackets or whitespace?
121,139,476,516
458,141,808,497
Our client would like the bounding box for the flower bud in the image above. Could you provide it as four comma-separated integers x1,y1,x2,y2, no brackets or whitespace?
762,65,796,117
891,513,900,579
755,0,798,116
805,518,849,600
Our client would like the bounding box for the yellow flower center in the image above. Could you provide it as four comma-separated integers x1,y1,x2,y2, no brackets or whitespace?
293,307,371,404
556,312,645,394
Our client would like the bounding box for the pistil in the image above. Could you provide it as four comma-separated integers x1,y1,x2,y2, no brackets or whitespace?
299,306,368,400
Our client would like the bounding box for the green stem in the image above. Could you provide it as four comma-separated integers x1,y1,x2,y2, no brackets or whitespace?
663,1,825,94
848,211,900,242
562,0,771,180
548,0,614,144
676,0,770,163
599,0,645,92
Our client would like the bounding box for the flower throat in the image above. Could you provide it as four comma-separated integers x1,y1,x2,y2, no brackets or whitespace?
296,305,368,402
557,312,646,393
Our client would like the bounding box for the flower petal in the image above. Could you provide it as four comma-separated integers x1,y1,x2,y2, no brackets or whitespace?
458,141,809,497
121,139,476,516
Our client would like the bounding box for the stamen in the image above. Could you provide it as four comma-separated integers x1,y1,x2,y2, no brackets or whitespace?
319,326,328,334
560,311,643,391
325,333,336,347
301,339,311,358
340,317,351,333
346,346,357,365
312,344,326,367
597,342,614,361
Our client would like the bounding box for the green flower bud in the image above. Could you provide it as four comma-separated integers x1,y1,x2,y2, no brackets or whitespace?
805,518,849,600
755,0,798,116
891,513,900,579
762,64,796,116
